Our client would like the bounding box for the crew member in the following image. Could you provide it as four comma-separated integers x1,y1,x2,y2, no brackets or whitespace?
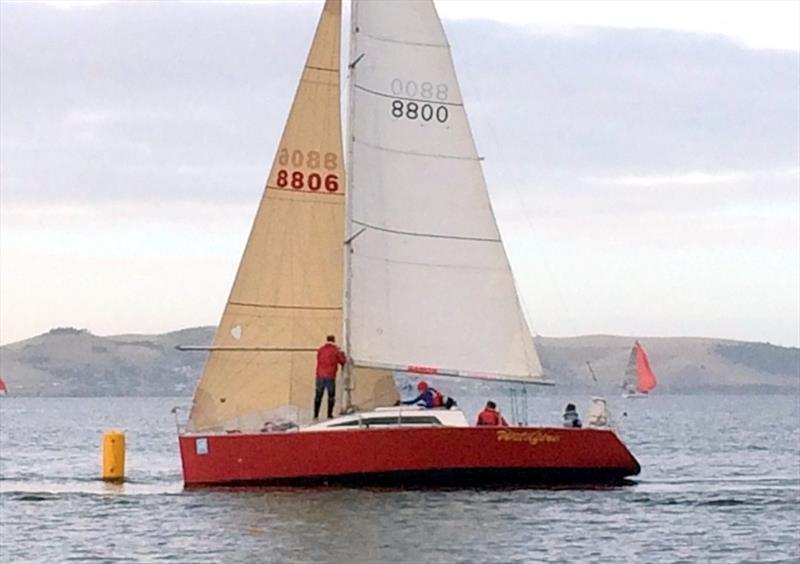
476,400,509,426
314,335,346,420
563,403,582,428
401,381,455,409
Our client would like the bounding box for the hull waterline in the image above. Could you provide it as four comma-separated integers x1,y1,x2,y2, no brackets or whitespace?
179,426,640,488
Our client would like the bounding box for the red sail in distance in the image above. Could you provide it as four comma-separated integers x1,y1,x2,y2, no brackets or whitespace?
635,342,657,393
0,376,7,395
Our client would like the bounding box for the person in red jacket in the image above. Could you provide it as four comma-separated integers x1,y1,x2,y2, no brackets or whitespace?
314,335,346,420
476,401,509,426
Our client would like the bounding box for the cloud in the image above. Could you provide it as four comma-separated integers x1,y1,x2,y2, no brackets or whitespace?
0,1,318,205
451,22,799,178
1,2,798,346
584,171,752,186
437,1,800,51
1,3,797,207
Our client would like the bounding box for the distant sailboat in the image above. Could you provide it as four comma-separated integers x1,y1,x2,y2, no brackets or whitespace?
622,341,657,398
0,376,7,396
177,0,640,487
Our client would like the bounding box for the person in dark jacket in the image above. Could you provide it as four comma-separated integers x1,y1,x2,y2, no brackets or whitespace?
563,403,582,428
476,401,509,426
314,335,346,419
400,381,455,409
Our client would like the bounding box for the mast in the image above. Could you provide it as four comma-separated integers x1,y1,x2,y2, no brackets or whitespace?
341,0,359,413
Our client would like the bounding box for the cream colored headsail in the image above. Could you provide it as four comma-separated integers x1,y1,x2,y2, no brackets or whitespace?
188,0,347,433
346,0,545,382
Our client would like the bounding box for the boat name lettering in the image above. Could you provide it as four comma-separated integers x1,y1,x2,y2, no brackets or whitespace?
391,100,449,123
496,430,560,446
390,79,448,101
277,170,339,192
278,148,338,170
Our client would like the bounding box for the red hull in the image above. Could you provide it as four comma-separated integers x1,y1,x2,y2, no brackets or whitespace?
179,427,640,488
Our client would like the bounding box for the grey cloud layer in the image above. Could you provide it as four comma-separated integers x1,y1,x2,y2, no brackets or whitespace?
450,21,798,175
1,3,798,205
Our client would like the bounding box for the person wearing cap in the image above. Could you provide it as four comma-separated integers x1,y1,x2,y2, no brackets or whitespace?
400,380,456,409
313,335,346,420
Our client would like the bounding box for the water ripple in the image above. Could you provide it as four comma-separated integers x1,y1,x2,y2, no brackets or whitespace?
1,395,799,563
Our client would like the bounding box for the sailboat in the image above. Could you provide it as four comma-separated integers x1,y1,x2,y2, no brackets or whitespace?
178,0,640,487
622,341,658,398
0,376,6,397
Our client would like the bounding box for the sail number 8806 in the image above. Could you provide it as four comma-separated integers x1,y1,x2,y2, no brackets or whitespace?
276,170,339,192
275,148,340,192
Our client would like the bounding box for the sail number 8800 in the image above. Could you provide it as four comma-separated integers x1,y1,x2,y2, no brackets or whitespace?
391,100,449,123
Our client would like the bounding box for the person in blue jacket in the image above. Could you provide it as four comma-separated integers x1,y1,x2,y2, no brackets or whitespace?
401,381,456,409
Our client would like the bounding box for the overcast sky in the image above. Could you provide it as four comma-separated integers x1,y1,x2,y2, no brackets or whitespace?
1,0,798,346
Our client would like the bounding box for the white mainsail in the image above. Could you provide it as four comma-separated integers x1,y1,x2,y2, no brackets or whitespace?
346,0,544,381
622,346,639,394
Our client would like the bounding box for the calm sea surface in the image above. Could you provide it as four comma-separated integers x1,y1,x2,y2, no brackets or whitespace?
1,392,799,563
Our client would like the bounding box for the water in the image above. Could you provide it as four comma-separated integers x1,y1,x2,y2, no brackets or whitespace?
1,394,798,563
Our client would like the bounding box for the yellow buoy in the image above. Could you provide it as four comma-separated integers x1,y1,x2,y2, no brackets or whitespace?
102,430,125,482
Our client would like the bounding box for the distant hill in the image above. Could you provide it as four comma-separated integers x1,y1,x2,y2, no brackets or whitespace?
0,327,211,397
535,335,799,394
0,327,797,396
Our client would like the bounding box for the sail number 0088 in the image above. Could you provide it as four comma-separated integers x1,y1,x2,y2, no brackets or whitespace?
390,79,448,101
276,149,339,192
278,149,337,170
389,79,450,123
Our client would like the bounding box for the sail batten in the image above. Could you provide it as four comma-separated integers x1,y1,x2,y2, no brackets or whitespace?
353,84,463,106
228,302,342,310
360,33,449,49
353,138,477,161
266,185,345,197
351,220,502,243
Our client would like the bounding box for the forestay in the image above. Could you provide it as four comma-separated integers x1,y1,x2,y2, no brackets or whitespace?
346,0,544,381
